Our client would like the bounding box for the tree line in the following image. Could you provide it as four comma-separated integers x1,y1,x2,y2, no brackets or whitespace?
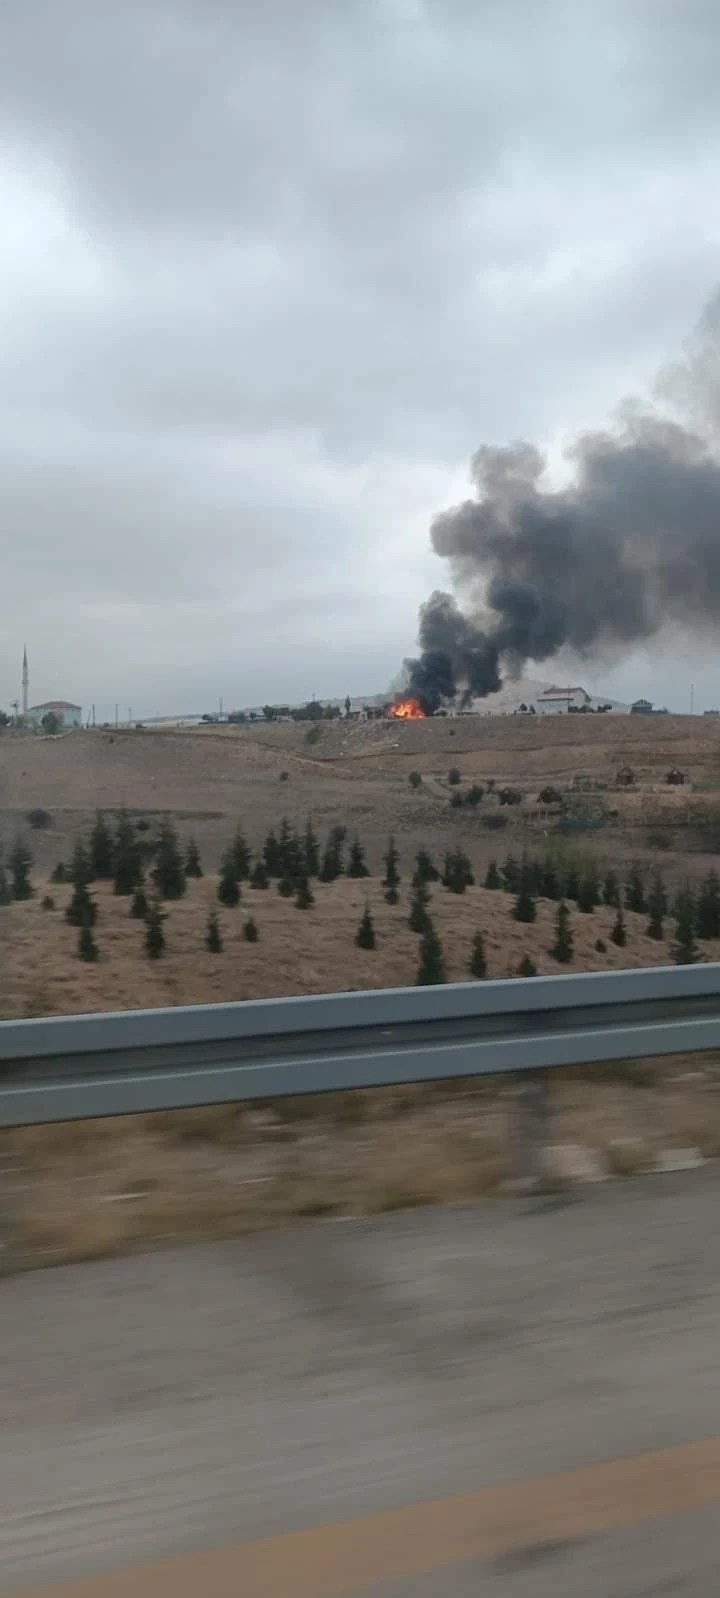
1,814,715,977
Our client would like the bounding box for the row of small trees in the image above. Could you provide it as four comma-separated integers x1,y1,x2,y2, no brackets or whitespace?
482,848,716,962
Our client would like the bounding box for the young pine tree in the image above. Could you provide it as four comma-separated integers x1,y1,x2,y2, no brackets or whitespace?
416,921,447,986
673,894,699,966
0,860,11,906
442,848,474,894
551,901,574,964
66,880,97,928
610,905,627,947
77,922,99,963
50,860,68,884
646,872,667,941
602,868,621,908
262,828,281,877
512,865,537,923
501,853,520,893
469,930,487,979
185,836,203,879
9,837,33,900
250,859,270,889
539,858,561,901
355,903,376,949
625,864,646,915
144,902,166,959
206,909,223,952
346,834,370,878
695,871,720,940
408,878,432,934
217,851,241,907
113,809,141,896
70,838,92,887
484,859,501,890
382,836,400,904
319,827,344,882
152,819,187,900
88,811,114,879
516,954,538,977
242,915,259,942
130,882,149,919
295,874,314,909
303,819,320,878
413,847,439,884
231,825,252,881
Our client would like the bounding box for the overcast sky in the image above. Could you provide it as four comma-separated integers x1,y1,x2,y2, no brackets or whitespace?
2,0,720,718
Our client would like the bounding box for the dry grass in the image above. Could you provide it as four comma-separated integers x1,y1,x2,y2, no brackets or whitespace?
4,872,713,1020
4,1063,720,1268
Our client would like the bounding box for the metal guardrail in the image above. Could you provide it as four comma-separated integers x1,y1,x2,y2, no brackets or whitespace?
1,963,719,1128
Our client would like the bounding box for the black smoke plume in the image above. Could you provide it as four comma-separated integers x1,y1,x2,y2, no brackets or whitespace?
404,294,720,710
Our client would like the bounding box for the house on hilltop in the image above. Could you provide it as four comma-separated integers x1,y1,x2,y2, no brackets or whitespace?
535,685,592,714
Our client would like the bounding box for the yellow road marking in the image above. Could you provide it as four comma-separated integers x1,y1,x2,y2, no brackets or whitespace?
14,1437,720,1597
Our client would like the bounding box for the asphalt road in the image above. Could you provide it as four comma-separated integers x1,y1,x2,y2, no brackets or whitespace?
2,1169,720,1595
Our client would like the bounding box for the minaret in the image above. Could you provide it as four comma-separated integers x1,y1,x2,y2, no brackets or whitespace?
22,646,29,718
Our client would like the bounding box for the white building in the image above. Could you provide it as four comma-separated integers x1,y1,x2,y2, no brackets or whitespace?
25,700,83,730
534,685,592,714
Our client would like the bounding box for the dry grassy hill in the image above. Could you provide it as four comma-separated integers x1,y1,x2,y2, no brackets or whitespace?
2,714,720,889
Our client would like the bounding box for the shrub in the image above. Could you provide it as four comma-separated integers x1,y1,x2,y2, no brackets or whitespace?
78,923,99,963
40,894,55,911
469,931,487,979
295,874,314,909
144,902,166,958
50,861,68,884
408,771,422,789
130,883,149,919
26,808,52,830
465,784,484,807
243,916,259,942
408,879,431,934
383,836,400,904
305,724,321,745
217,853,241,906
447,767,462,786
416,921,446,985
355,904,376,949
673,894,699,965
88,811,114,877
483,813,508,831
66,880,97,928
516,955,538,977
9,838,33,900
413,847,439,883
346,834,370,878
484,860,501,890
551,901,573,963
449,791,463,808
185,837,203,878
594,937,607,953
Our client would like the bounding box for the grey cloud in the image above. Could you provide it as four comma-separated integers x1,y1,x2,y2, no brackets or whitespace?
2,0,720,713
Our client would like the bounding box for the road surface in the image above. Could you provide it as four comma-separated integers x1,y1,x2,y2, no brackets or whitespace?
2,1169,720,1594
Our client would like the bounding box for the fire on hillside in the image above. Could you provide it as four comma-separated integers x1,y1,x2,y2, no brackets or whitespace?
389,697,426,720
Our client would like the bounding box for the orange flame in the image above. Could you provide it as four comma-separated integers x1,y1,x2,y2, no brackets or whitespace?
389,697,426,719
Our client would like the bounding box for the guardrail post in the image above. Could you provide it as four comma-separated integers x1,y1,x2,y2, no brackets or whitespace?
513,1071,552,1192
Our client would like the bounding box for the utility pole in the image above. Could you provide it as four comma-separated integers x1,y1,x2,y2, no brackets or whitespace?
691,683,695,715
115,704,119,729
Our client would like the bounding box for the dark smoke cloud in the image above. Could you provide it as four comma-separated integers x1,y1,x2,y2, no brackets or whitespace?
405,295,720,710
